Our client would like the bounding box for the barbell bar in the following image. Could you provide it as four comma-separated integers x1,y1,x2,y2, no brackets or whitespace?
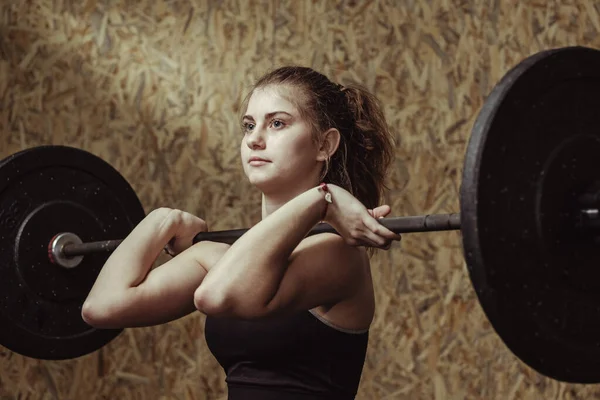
53,213,462,262
54,205,600,261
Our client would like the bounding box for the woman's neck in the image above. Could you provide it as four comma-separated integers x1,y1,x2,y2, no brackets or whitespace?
261,183,317,219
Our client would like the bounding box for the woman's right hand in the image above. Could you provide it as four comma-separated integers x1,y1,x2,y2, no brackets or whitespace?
322,184,401,249
158,208,208,256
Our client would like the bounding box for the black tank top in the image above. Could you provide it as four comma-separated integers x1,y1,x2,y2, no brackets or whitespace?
204,310,369,399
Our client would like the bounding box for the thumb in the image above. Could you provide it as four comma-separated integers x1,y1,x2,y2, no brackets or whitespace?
371,205,392,219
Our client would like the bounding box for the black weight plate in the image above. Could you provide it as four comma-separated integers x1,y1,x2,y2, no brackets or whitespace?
0,145,145,360
461,46,600,383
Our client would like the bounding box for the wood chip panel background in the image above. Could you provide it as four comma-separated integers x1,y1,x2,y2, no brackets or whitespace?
1,1,599,399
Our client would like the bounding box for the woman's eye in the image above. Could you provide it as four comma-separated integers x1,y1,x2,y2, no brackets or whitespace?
271,120,284,128
243,122,255,132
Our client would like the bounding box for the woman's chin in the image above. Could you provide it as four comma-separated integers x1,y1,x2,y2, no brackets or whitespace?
246,171,316,195
247,175,277,192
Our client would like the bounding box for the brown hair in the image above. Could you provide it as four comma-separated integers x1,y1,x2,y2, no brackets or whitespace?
244,66,394,210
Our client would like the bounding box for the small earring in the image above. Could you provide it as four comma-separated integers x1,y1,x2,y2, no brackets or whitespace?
320,156,330,181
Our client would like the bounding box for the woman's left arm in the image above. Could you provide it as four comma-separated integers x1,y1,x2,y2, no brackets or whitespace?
193,184,400,318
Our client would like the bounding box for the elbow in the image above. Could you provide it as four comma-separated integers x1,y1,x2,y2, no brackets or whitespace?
193,285,271,319
193,285,230,316
81,298,125,329
81,300,107,328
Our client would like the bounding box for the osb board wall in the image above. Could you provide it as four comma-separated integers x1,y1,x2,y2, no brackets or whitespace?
0,0,599,399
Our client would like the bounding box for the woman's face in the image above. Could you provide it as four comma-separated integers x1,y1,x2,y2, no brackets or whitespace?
240,85,323,194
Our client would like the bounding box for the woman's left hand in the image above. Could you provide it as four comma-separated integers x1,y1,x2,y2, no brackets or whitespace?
162,209,209,256
322,184,401,249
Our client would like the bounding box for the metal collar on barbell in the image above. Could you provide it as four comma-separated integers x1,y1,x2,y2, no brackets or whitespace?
48,233,84,269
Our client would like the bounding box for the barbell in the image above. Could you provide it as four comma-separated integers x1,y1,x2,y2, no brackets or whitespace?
1,46,599,384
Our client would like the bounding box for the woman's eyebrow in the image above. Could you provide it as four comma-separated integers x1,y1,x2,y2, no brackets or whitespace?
242,111,294,121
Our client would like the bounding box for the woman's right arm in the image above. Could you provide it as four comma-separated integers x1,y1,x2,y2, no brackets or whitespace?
81,208,229,329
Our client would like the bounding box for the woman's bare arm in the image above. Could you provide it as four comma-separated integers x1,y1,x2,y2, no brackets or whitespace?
81,208,229,328
82,185,398,327
193,184,399,319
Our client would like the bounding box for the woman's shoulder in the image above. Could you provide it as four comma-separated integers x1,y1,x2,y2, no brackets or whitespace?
301,234,374,331
299,231,369,259
292,232,371,282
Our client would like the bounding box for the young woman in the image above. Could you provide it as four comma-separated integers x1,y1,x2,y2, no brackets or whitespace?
82,66,401,399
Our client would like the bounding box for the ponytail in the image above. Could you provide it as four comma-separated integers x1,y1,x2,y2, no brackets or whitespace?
323,84,394,210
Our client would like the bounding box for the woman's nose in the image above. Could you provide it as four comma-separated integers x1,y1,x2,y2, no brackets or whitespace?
246,127,265,149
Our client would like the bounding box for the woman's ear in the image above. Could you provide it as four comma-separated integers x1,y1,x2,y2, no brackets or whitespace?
317,128,341,161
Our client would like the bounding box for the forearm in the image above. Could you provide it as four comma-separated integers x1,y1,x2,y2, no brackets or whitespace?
86,208,177,298
82,209,217,328
195,186,327,315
